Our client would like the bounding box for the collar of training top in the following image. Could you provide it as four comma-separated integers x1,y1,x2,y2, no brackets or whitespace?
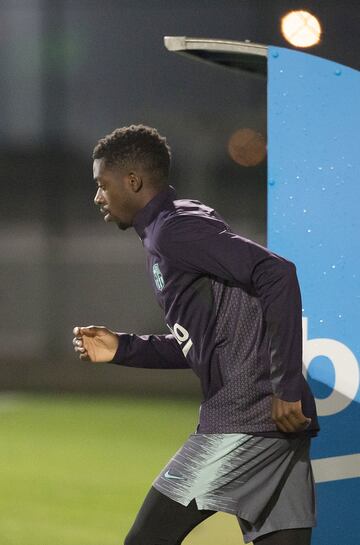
132,185,177,239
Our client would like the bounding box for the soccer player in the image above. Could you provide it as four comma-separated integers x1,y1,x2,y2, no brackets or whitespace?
73,125,319,545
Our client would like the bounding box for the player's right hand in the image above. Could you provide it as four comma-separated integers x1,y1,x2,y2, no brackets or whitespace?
271,396,311,433
72,325,119,363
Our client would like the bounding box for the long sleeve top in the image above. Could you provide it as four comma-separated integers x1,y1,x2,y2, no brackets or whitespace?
111,185,319,438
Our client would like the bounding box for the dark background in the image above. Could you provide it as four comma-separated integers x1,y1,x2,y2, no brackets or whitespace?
1,0,359,394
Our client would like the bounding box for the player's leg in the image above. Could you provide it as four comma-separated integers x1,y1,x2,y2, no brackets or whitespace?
253,528,312,544
124,486,216,545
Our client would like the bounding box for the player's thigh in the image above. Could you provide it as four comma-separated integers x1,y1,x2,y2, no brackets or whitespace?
124,486,216,545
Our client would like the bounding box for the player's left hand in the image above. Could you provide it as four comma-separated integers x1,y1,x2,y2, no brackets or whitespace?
271,396,311,433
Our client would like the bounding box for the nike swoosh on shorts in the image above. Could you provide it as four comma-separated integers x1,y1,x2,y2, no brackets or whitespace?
164,470,183,480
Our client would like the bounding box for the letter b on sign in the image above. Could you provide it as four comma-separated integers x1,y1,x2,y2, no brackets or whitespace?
302,318,359,416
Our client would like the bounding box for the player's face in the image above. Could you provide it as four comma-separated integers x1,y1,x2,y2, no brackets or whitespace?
93,158,137,230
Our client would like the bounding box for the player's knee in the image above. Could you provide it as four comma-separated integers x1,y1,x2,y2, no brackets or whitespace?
124,527,147,545
124,528,137,545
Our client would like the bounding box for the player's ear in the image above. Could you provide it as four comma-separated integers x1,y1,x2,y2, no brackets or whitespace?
127,172,143,193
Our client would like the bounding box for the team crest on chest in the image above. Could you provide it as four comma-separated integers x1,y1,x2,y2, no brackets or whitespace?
153,263,165,291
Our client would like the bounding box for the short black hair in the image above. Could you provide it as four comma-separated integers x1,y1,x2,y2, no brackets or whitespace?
92,124,171,185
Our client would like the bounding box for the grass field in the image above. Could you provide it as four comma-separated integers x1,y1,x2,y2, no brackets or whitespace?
0,393,248,545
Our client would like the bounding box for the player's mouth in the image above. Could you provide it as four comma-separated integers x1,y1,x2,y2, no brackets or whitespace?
100,206,112,222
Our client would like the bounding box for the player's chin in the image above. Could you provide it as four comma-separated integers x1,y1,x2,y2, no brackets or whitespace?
103,212,130,230
116,221,131,231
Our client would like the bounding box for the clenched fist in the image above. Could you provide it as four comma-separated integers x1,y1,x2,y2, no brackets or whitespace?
72,325,119,363
271,396,311,433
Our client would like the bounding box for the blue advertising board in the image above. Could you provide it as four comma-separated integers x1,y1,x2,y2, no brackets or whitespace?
268,46,360,544
165,36,359,544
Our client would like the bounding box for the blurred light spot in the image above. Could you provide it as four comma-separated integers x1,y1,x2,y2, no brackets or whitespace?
227,128,267,167
281,10,322,48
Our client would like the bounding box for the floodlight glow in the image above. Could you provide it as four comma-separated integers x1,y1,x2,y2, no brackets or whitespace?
281,10,321,48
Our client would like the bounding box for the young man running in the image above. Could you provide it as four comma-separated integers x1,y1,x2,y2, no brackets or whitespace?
73,124,319,545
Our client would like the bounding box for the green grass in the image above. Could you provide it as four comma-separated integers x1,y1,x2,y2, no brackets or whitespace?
0,394,247,545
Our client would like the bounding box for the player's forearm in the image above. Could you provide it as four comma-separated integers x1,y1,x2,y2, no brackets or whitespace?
255,259,303,401
110,333,190,369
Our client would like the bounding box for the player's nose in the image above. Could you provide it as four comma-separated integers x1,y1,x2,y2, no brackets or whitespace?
94,187,104,205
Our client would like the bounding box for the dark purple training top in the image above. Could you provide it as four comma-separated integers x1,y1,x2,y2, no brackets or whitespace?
112,186,319,438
